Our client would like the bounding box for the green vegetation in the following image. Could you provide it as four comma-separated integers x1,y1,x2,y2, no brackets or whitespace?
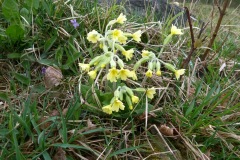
0,0,239,159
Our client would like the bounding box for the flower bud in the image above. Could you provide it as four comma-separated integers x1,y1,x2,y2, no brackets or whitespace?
110,59,116,68
163,34,172,45
108,19,117,26
117,58,124,69
124,86,134,96
119,89,124,101
114,88,120,98
164,63,176,72
133,57,150,70
134,88,146,92
95,56,111,70
89,55,102,66
114,43,125,52
156,61,161,71
148,61,153,70
126,95,133,110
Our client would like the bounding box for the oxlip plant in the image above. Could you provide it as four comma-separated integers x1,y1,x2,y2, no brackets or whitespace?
79,13,185,115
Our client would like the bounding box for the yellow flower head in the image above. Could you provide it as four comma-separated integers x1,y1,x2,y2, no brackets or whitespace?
118,35,128,44
87,30,100,43
156,70,161,76
175,69,185,80
141,50,150,57
146,87,156,99
131,95,139,104
122,49,134,61
145,69,153,78
79,63,90,72
112,98,125,112
118,68,131,80
129,71,138,80
88,70,97,79
107,67,119,82
116,13,127,24
112,29,123,40
132,30,141,42
102,105,112,114
170,25,183,35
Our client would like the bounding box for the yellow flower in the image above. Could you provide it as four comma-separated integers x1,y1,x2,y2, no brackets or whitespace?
129,105,133,110
170,25,183,35
87,30,100,43
156,70,161,76
141,50,150,57
102,105,112,114
146,87,156,99
145,69,152,78
112,99,125,112
129,71,138,80
175,69,185,80
78,63,90,71
99,43,103,49
132,30,141,42
116,13,127,24
112,29,123,40
122,49,134,61
118,68,131,80
118,35,128,44
88,70,97,79
131,95,139,103
107,67,119,82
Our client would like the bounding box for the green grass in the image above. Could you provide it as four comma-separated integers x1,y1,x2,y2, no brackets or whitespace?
0,0,240,159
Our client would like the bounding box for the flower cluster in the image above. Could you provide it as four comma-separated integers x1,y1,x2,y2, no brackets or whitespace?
102,86,156,114
79,13,141,84
79,13,185,114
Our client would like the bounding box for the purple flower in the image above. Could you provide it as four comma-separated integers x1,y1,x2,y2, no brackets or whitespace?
41,67,46,74
70,19,79,29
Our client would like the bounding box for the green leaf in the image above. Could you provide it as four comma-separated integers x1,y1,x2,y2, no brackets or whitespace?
13,112,34,140
9,115,22,160
108,145,144,158
7,53,22,59
6,25,25,42
44,36,57,53
2,0,20,22
38,58,56,66
64,44,81,66
0,92,9,101
99,92,114,105
185,100,195,117
55,46,63,66
14,72,30,86
25,0,39,9
20,8,30,24
42,151,51,160
51,143,91,150
0,129,9,136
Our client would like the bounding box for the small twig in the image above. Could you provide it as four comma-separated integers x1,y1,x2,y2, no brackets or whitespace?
181,7,196,69
200,0,230,61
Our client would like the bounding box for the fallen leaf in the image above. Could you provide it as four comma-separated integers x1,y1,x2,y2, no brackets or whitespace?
44,66,63,89
87,118,96,128
159,124,176,136
53,148,66,160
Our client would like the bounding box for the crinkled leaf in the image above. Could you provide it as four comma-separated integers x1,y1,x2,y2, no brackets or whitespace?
6,25,24,42
2,0,20,22
14,72,30,86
